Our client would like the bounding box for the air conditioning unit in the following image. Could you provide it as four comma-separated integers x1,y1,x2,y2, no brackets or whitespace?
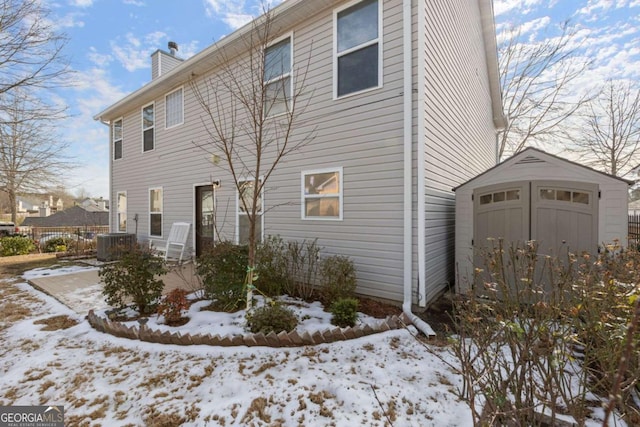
97,233,136,261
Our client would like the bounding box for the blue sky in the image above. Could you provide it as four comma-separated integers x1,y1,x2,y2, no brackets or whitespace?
46,0,640,199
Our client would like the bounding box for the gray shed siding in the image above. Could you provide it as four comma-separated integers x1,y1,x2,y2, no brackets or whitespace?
420,0,497,302
106,0,501,305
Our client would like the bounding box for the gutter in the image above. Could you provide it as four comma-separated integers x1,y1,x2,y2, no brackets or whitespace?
402,0,435,336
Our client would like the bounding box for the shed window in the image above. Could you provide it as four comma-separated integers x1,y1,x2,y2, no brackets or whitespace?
573,192,589,204
479,194,492,205
506,190,520,201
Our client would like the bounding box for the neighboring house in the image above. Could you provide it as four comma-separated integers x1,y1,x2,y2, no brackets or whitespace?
630,199,640,215
76,197,109,211
16,195,64,215
22,205,109,228
94,0,506,308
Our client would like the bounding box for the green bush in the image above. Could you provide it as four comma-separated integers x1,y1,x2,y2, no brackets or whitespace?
99,244,167,314
196,242,248,311
320,255,357,304
43,237,70,253
329,297,359,328
246,303,298,334
0,236,35,256
255,236,288,296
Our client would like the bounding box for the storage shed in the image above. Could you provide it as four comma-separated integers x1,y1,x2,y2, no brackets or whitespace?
454,148,631,291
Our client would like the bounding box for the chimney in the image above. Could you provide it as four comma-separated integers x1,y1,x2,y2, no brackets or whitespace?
168,41,178,56
39,205,50,217
97,198,106,211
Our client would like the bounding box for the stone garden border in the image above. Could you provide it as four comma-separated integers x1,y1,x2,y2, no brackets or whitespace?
87,310,413,347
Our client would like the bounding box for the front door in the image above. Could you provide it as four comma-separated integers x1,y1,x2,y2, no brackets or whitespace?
195,185,215,256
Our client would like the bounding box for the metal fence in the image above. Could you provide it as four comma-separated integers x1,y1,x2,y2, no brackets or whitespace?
630,214,640,247
19,225,110,253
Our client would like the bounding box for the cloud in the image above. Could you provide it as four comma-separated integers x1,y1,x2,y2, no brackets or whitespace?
87,47,113,68
494,0,547,17
109,31,168,72
69,0,93,7
203,0,285,30
123,0,146,5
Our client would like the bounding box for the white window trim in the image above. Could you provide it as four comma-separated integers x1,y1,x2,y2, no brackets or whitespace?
301,166,344,221
142,102,155,153
116,191,127,232
112,117,123,161
165,86,184,129
332,0,383,100
235,177,265,244
149,186,163,237
264,32,294,118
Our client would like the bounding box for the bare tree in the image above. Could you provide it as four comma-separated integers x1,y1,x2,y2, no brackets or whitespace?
0,0,70,96
191,6,315,309
570,80,640,177
498,22,592,159
0,91,72,223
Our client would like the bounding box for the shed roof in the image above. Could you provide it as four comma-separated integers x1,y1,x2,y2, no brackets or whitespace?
453,147,633,192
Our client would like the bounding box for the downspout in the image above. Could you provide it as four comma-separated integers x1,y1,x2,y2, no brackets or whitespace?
402,0,434,336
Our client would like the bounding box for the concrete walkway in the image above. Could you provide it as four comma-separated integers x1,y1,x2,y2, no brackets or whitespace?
27,263,200,315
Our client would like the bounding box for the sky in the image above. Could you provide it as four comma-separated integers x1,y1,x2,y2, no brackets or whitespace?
0,264,620,426
42,0,640,200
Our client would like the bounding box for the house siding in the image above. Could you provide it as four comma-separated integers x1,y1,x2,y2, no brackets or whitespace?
421,0,498,302
104,0,503,305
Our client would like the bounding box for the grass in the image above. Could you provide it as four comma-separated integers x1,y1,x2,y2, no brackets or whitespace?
33,314,78,331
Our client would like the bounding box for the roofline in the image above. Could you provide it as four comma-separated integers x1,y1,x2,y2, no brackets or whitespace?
478,0,507,130
452,147,634,191
93,0,320,122
94,0,506,126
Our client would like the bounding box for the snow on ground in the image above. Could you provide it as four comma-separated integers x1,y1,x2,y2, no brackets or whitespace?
0,266,472,426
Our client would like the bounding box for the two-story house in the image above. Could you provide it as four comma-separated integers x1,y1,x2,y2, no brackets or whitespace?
94,0,506,313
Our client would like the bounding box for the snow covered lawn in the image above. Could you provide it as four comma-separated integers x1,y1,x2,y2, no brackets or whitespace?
0,266,472,426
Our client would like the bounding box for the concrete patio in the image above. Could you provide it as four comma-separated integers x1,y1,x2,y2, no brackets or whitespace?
27,261,200,315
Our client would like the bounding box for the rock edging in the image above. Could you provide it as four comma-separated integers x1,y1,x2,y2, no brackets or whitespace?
86,310,412,347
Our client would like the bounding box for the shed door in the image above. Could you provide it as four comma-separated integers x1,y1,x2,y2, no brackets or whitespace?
531,181,598,258
473,181,530,250
473,180,598,257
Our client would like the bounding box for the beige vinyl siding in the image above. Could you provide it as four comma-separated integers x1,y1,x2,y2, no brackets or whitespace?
109,0,408,302
421,0,498,300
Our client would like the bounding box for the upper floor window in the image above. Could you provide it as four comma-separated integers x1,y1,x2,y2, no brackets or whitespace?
334,0,381,98
142,103,154,152
264,36,292,117
112,118,123,160
165,87,183,128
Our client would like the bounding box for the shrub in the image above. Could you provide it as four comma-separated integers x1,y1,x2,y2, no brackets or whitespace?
320,255,357,305
157,288,190,325
43,237,70,253
196,242,248,311
451,239,640,426
255,236,288,296
246,302,298,334
99,244,167,314
329,297,359,328
0,236,35,256
285,239,321,300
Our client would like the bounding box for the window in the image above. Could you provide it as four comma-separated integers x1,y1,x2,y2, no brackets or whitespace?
334,0,381,98
479,189,520,205
117,191,127,232
302,167,343,220
165,87,183,128
149,187,162,237
264,36,291,116
142,103,154,152
539,188,590,205
113,119,123,160
237,179,263,244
